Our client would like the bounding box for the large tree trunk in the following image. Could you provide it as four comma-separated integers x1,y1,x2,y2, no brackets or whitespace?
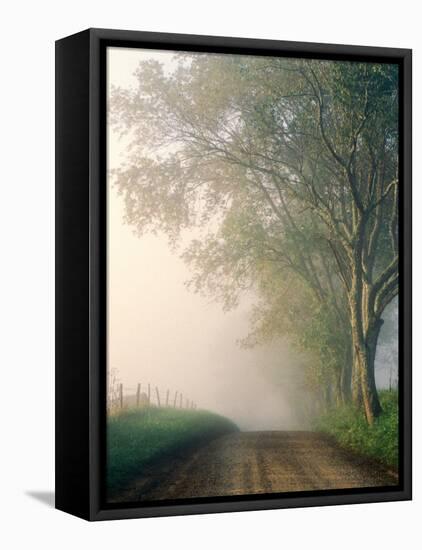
349,229,383,425
351,354,363,406
364,318,383,417
341,345,352,403
350,309,383,424
357,347,382,424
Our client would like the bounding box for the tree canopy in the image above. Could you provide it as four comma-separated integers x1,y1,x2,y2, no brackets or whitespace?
110,53,399,424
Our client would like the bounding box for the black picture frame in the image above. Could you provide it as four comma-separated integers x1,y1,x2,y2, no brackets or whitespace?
55,28,412,521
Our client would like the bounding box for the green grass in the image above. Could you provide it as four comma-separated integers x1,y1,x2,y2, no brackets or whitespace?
314,389,399,469
107,407,238,493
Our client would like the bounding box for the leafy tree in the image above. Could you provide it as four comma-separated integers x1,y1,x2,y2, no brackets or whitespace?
110,54,398,424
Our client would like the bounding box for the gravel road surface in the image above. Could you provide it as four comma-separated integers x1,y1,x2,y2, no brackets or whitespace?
110,431,398,502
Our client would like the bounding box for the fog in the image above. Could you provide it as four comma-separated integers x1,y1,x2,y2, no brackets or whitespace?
375,299,399,389
106,47,398,431
108,180,311,429
106,47,310,430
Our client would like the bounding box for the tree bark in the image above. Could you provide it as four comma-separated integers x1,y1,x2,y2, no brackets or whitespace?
340,345,352,403
351,353,363,407
348,218,384,424
364,318,383,417
350,302,383,424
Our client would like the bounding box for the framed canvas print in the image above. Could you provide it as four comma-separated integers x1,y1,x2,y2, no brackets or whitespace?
55,28,412,521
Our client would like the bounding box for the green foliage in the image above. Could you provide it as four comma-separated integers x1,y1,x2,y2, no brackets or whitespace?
314,390,398,468
107,408,238,493
242,254,350,400
110,55,399,416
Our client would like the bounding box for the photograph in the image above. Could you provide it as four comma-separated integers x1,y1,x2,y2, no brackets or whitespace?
106,46,401,504
2,0,419,546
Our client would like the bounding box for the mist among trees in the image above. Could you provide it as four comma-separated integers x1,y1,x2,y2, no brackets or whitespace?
109,52,398,426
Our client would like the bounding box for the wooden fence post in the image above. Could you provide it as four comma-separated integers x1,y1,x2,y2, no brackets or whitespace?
147,383,151,407
136,383,141,407
166,389,169,407
179,393,183,408
173,391,178,408
119,383,123,409
155,387,161,408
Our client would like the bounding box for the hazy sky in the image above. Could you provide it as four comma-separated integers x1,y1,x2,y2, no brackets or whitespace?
106,47,308,430
106,47,398,429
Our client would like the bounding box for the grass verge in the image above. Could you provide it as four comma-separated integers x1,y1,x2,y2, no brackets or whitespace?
107,408,238,493
314,389,398,469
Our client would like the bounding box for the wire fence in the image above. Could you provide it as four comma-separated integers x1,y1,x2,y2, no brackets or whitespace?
107,371,197,415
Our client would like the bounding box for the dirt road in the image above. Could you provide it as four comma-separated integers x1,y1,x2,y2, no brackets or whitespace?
111,431,398,502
